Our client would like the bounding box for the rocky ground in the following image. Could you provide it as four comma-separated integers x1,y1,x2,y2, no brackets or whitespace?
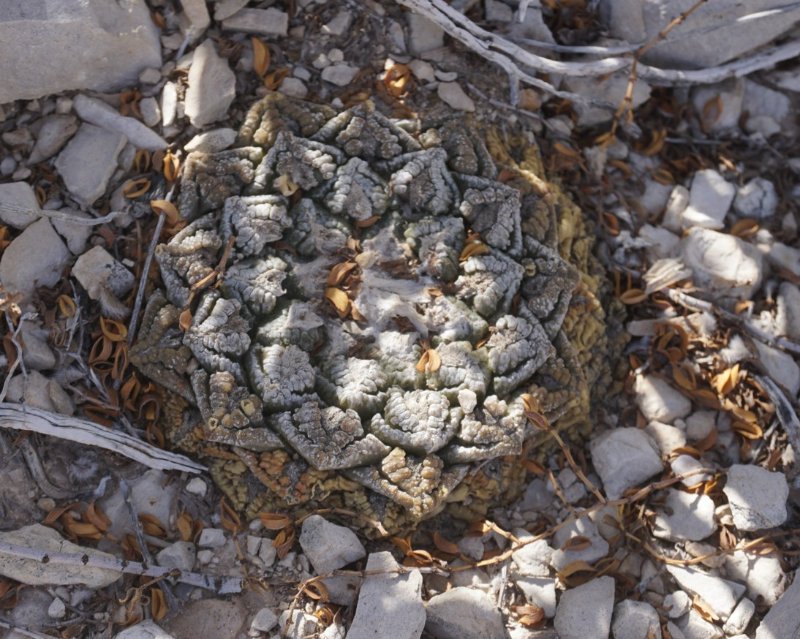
0,1,799,638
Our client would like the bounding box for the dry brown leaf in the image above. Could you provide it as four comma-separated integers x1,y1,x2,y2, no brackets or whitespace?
177,512,194,542
85,502,111,533
459,241,491,261
415,348,441,374
642,128,667,156
692,594,719,621
122,178,151,199
138,513,166,537
220,498,241,533
553,141,581,162
327,261,358,287
732,420,763,440
325,287,351,318
178,308,193,332
383,64,412,98
672,366,697,391
162,150,180,183
701,94,723,131
150,199,181,225
273,527,296,558
302,580,330,601
251,37,271,77
515,604,545,628
356,215,381,228
561,535,592,552
620,288,647,304
432,532,460,555
264,68,289,91
730,218,759,238
133,149,151,173
557,560,597,582
57,294,77,318
150,587,167,622
712,364,740,395
525,458,546,475
259,512,292,530
100,317,128,342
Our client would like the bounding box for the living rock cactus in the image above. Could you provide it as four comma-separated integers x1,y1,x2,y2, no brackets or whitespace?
131,92,614,533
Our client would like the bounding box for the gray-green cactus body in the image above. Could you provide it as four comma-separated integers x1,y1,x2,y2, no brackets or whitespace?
133,93,586,524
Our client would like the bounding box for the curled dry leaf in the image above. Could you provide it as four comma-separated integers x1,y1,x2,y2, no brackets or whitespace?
730,218,759,238
251,37,271,77
100,317,128,342
162,151,180,183
302,580,329,601
459,241,490,261
712,364,740,395
150,199,181,226
619,288,647,304
732,420,763,440
273,526,296,559
432,531,460,555
327,261,358,287
515,604,545,628
133,149,151,173
85,502,111,533
150,587,168,622
264,68,289,91
57,294,77,318
356,215,381,228
122,178,151,199
138,513,166,537
179,308,193,332
415,348,441,374
259,512,292,530
325,287,351,318
177,511,194,542
383,64,412,98
220,498,241,533
560,535,592,552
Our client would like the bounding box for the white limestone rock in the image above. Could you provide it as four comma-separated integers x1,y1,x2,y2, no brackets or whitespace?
554,576,615,639
221,8,289,36
55,123,126,206
652,490,716,542
29,114,79,164
723,465,788,531
611,600,661,639
73,95,167,151
681,228,764,298
591,427,662,499
734,178,778,219
634,375,692,423
755,572,800,638
0,181,41,229
666,565,745,620
0,0,161,103
424,588,505,639
185,40,236,128
680,169,735,230
298,515,366,575
347,552,425,639
0,218,70,297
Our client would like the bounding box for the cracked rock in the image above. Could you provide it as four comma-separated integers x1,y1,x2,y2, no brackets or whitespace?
680,169,735,230
734,177,778,219
723,464,788,531
0,181,40,229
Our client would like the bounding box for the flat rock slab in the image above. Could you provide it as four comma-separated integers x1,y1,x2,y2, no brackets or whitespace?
185,40,236,128
0,0,161,103
424,587,505,639
599,0,800,69
682,228,764,298
612,600,661,639
723,465,788,531
554,576,615,639
55,123,127,206
347,552,425,639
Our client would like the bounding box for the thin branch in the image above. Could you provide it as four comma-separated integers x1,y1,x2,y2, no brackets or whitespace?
0,403,205,474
